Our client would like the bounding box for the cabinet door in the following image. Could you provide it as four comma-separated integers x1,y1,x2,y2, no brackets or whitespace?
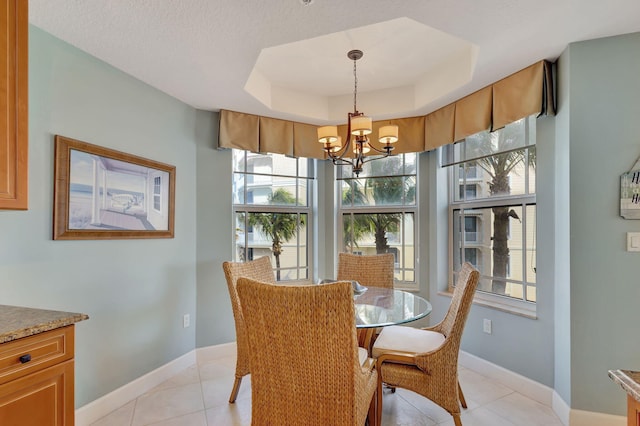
0,360,74,426
0,0,28,210
628,395,640,426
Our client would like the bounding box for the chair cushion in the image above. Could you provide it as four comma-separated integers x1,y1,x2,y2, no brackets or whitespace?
358,347,369,366
372,325,445,358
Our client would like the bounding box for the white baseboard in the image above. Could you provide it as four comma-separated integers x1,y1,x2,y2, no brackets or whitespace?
459,351,553,406
552,390,570,425
196,341,236,365
459,351,626,426
75,350,197,426
569,409,625,426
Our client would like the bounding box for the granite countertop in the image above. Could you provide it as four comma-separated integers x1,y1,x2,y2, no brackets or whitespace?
0,305,89,344
609,369,640,402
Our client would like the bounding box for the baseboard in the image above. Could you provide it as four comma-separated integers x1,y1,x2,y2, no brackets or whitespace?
569,408,625,426
459,351,553,406
552,390,570,425
196,341,236,365
460,351,626,426
75,350,197,426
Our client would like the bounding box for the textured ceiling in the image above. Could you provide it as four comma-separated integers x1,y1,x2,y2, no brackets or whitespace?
29,0,640,125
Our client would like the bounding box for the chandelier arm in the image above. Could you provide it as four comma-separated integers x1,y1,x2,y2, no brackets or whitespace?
326,139,352,161
330,156,356,167
360,153,391,166
366,143,393,155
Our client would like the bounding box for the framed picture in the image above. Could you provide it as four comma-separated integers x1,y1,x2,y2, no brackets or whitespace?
621,169,640,219
53,135,176,240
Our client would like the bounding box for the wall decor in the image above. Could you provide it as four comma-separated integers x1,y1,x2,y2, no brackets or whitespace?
53,135,176,240
620,156,640,219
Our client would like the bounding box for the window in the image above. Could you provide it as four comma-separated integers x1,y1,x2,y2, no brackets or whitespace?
447,116,537,313
233,150,313,281
464,216,478,242
464,248,478,268
337,153,418,289
153,176,161,211
459,184,477,201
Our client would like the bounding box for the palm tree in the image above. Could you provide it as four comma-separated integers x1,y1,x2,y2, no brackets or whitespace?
468,119,531,294
342,155,415,254
248,188,304,280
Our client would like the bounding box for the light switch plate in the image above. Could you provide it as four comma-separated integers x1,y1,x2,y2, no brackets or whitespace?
627,232,640,251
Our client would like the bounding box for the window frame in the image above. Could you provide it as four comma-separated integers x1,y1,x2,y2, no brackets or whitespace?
446,118,537,317
336,153,419,291
232,150,314,282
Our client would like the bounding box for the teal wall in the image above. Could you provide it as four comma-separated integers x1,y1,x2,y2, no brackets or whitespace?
9,23,639,417
553,49,572,405
564,32,640,415
0,26,200,407
194,110,235,347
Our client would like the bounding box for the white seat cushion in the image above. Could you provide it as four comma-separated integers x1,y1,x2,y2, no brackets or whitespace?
372,325,445,358
358,347,369,366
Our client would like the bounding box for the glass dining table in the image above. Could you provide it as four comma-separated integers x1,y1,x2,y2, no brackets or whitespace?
317,279,432,351
351,286,432,354
353,287,432,329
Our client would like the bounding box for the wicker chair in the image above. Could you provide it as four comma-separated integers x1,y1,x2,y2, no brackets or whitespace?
338,252,395,351
371,262,480,426
222,256,276,403
337,252,395,289
236,278,379,426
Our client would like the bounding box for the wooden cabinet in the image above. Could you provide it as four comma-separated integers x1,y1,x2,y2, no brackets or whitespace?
0,326,76,425
629,395,640,426
0,0,28,210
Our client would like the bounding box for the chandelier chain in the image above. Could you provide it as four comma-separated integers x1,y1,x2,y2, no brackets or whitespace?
353,56,358,113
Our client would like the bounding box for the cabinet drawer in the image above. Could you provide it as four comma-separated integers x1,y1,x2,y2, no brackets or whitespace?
0,326,74,385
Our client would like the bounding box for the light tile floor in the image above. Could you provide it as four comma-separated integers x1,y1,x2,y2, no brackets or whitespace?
88,353,563,426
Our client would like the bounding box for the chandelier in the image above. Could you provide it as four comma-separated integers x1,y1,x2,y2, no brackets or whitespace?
317,50,399,177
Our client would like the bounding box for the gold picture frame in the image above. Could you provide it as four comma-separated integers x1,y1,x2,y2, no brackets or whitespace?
53,135,176,240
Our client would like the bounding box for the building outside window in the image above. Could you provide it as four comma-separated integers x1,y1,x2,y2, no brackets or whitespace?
446,116,537,311
337,153,418,289
232,150,313,281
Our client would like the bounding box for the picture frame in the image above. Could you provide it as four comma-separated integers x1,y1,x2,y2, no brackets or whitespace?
53,135,176,240
620,156,640,220
621,169,640,219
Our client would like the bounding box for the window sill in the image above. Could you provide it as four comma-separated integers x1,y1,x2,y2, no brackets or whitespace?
437,290,537,319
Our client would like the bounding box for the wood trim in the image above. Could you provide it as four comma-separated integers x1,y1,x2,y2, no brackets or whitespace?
628,395,640,426
0,0,28,210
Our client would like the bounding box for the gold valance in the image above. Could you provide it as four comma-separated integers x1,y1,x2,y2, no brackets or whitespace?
218,60,554,157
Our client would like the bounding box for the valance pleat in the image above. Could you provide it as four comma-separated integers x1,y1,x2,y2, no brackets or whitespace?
218,110,259,152
259,116,293,156
218,60,555,157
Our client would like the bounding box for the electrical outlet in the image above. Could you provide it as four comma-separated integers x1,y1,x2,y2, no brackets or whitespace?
483,318,492,334
183,314,190,328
